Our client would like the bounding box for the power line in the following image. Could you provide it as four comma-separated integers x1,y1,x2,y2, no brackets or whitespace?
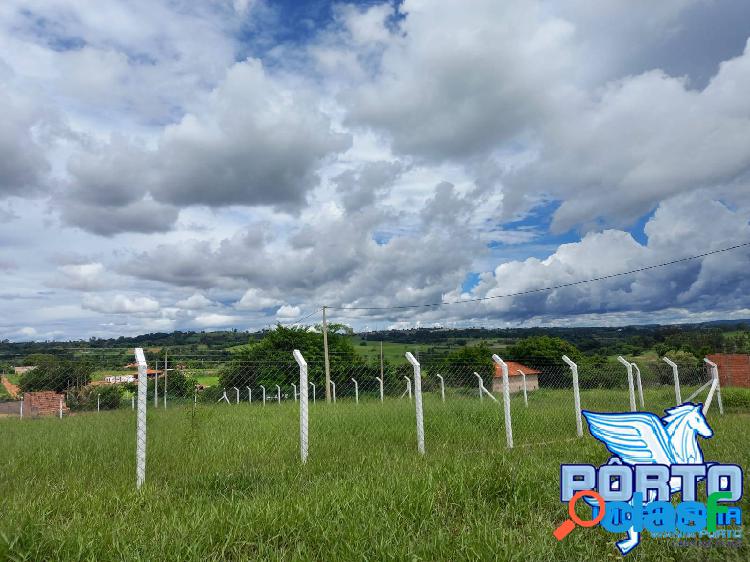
326,241,750,312
277,307,322,326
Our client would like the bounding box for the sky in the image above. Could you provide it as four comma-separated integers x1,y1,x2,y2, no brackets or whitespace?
1,0,750,341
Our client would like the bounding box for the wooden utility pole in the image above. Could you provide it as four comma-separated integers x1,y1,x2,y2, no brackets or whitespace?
322,306,331,403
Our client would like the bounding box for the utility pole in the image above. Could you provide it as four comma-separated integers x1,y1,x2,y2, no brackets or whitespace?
322,306,331,403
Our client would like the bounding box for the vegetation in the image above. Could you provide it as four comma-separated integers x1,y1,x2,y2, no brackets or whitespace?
18,355,93,392
0,390,747,560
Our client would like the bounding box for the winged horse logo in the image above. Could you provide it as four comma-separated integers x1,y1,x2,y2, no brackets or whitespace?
582,403,714,555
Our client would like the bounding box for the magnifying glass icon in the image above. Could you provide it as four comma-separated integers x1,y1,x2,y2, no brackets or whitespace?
553,490,606,541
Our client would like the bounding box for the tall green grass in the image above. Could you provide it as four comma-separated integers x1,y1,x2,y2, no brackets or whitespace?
1,390,748,561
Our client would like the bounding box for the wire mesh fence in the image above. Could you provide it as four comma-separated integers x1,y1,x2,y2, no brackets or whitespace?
1,346,747,487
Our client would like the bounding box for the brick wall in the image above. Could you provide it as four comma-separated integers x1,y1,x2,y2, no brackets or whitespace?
706,354,750,388
22,391,69,417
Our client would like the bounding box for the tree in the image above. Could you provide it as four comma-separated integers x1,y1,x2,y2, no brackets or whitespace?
506,336,581,365
219,325,364,389
19,356,93,392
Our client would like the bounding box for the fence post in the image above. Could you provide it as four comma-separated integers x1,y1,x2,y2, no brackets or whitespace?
97,394,100,413
293,350,309,464
310,382,316,403
135,347,148,490
403,376,412,401
59,397,63,419
276,384,281,404
234,387,240,404
517,370,528,407
561,355,583,438
405,353,425,455
703,358,724,415
247,386,252,403
617,356,636,412
473,372,483,401
352,378,359,403
260,385,266,406
376,377,384,402
154,359,158,408
19,399,23,419
330,380,336,403
291,383,297,402
631,362,644,409
163,351,168,409
491,355,513,448
662,357,682,405
436,374,445,402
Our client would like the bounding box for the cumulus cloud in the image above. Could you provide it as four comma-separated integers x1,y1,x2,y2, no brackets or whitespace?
193,313,237,328
507,42,750,231
175,293,215,310
235,288,282,310
276,305,301,319
82,294,160,314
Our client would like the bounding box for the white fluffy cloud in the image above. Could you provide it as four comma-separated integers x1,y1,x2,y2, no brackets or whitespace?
1,0,749,339
82,294,160,314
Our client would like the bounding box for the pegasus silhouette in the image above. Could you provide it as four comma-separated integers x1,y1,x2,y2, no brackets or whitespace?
582,403,713,555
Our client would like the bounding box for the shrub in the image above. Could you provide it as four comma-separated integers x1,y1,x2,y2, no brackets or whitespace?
19,356,93,392
67,384,122,411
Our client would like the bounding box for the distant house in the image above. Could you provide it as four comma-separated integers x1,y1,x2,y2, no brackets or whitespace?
705,354,750,388
14,365,36,375
492,361,541,394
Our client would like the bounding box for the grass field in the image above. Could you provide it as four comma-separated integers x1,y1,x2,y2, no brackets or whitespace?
0,388,748,561
351,337,508,364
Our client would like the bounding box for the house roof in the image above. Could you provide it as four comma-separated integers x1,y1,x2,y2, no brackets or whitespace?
493,361,541,377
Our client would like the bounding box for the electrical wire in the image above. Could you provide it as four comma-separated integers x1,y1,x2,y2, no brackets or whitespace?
325,241,750,312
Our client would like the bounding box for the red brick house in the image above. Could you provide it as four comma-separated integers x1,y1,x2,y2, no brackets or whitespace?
492,361,541,393
706,354,750,388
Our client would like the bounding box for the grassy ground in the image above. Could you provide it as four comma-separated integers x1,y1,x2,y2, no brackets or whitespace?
0,389,747,561
351,337,508,363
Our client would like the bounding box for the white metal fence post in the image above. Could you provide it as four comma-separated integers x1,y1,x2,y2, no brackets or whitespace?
405,353,425,455
436,374,445,402
662,357,682,405
517,370,528,407
276,384,281,404
19,400,23,419
492,355,513,448
293,350,309,464
163,352,168,409
703,358,724,415
310,382,316,403
352,378,359,403
617,356,637,412
330,380,336,403
59,397,63,419
473,372,483,401
261,385,266,406
631,362,644,409
562,355,583,438
154,359,158,408
376,377,384,402
247,386,252,403
291,383,297,402
403,376,412,401
97,394,100,413
135,348,148,490
234,387,240,404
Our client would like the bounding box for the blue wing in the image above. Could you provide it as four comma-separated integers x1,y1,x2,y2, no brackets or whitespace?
582,410,675,465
